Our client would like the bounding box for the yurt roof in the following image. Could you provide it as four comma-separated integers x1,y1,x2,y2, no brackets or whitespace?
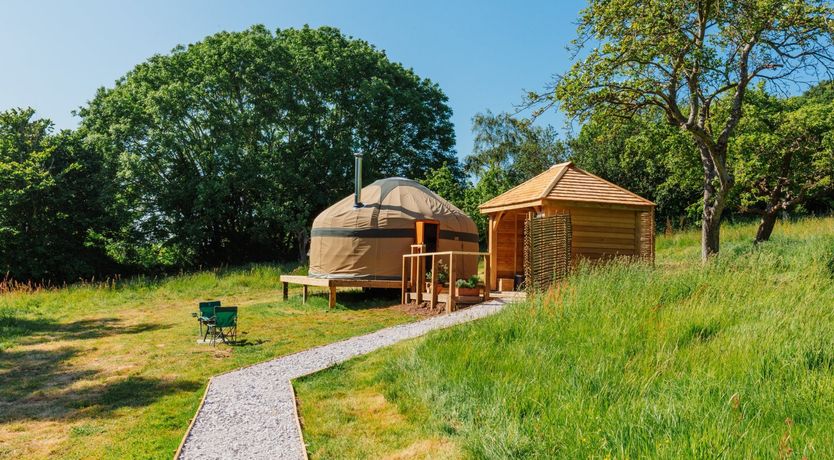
479,162,655,213
312,177,476,234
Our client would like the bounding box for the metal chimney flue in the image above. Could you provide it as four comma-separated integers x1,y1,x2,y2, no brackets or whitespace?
353,151,364,208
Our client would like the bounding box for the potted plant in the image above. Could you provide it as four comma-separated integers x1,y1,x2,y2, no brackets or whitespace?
456,275,482,297
425,259,449,293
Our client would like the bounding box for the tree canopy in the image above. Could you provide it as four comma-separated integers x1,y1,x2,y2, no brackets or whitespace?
0,109,116,282
540,0,834,260
80,25,457,268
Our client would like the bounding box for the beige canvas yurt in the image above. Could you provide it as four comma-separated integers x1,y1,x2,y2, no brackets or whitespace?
309,177,479,280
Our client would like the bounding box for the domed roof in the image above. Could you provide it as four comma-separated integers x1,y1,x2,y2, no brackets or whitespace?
309,177,479,280
312,177,476,235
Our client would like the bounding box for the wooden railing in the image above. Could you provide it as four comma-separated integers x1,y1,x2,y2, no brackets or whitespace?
401,249,491,313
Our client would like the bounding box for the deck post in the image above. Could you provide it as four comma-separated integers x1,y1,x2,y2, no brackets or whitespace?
416,254,425,305
401,256,408,304
328,285,337,309
302,285,308,304
447,253,456,313
430,255,438,311
282,281,288,300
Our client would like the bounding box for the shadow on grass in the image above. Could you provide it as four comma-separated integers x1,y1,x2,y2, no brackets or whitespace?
2,316,170,345
308,289,402,311
0,345,200,423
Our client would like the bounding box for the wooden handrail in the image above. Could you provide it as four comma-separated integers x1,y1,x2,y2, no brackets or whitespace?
401,250,491,312
402,251,489,258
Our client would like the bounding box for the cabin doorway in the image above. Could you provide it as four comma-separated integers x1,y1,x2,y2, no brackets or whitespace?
416,220,439,252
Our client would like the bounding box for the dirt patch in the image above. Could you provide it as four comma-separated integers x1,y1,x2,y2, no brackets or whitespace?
390,302,446,317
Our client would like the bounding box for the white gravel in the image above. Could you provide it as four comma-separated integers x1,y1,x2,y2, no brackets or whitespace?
178,297,512,460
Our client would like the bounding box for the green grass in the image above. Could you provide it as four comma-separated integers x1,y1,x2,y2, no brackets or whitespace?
0,264,414,459
296,217,834,459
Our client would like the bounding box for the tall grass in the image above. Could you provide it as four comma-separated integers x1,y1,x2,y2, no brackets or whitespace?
299,217,834,458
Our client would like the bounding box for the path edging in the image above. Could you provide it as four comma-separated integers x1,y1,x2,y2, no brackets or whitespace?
177,297,515,459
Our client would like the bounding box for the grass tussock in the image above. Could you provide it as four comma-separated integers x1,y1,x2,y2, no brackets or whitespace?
297,216,834,458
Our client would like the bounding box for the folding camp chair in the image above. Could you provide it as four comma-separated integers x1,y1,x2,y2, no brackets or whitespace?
197,301,221,341
209,306,238,345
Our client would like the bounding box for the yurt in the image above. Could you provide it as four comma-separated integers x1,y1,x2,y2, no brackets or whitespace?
309,177,479,280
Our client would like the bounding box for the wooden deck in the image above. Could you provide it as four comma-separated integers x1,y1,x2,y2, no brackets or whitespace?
280,275,401,308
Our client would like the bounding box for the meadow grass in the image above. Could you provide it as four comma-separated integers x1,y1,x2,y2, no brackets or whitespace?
0,264,414,459
296,217,834,459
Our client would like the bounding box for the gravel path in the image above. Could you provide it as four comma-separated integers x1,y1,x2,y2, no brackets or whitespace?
178,297,512,460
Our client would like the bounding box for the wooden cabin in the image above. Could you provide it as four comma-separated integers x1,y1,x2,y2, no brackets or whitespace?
479,162,655,288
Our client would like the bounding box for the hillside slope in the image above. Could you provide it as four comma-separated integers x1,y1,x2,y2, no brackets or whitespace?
297,218,834,458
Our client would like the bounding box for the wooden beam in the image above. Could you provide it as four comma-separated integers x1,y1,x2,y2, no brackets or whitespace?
430,255,438,311
282,281,288,300
302,285,308,304
416,252,424,305
447,254,456,313
512,213,518,273
479,200,544,214
483,254,491,301
401,256,407,304
280,275,330,287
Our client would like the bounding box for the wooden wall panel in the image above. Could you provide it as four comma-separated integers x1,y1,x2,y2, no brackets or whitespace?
544,204,638,261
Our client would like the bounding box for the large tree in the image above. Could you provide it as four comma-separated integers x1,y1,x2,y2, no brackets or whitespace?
0,108,116,282
81,25,456,267
733,85,834,242
540,0,834,260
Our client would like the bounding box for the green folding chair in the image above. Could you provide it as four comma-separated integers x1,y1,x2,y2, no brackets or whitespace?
209,306,238,345
197,301,221,341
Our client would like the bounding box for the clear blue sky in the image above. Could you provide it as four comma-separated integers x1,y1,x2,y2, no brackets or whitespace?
0,0,586,159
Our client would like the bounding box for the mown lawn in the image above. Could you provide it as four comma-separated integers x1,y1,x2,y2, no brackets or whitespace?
0,264,414,459
296,217,834,459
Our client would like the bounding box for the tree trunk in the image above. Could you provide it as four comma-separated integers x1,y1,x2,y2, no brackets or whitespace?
296,229,309,262
755,211,778,243
698,143,731,261
701,206,721,259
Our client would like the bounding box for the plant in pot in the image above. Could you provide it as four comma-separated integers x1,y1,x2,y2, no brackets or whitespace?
456,275,482,297
425,259,449,293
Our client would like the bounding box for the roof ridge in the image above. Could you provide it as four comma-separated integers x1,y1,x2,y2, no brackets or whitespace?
538,161,572,199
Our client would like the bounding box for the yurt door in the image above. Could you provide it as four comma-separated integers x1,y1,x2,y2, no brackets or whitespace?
416,220,439,252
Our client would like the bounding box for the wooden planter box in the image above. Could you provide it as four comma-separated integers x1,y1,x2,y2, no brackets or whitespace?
456,286,481,297
426,282,447,293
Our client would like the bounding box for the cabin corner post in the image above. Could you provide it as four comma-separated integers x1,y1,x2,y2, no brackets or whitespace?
483,254,491,301
488,214,498,288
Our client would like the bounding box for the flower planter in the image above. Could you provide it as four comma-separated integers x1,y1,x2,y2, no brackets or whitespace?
426,282,447,293
456,286,480,297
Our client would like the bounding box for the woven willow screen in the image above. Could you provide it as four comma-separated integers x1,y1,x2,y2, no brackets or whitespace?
638,209,655,262
524,214,572,292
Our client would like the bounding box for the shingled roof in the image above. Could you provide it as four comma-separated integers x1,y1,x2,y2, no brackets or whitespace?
479,162,654,213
